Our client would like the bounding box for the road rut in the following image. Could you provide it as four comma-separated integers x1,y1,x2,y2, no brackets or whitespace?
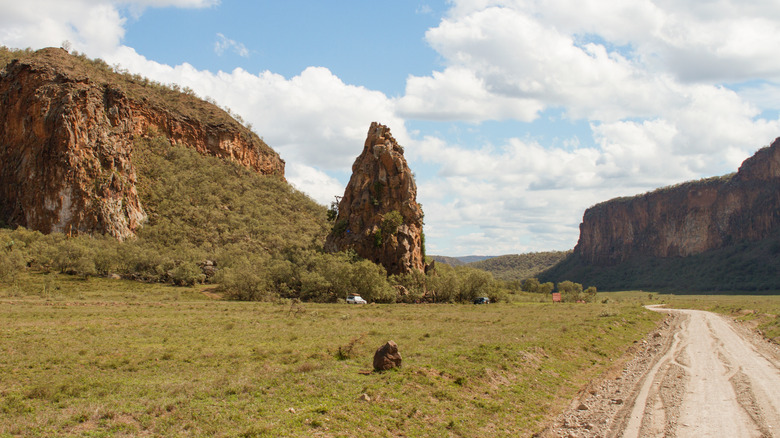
541,306,780,437
623,307,780,437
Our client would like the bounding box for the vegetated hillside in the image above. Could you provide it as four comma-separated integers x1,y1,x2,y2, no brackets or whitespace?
0,137,509,303
431,255,494,266
0,46,283,239
0,47,513,304
469,251,572,281
0,136,330,286
429,255,467,267
543,137,780,293
133,136,328,258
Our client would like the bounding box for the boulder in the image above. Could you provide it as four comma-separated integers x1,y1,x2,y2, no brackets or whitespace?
373,340,402,371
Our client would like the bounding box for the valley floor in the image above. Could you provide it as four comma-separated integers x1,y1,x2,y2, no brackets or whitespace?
0,279,661,437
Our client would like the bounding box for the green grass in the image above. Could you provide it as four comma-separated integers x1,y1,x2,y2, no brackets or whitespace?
0,276,662,437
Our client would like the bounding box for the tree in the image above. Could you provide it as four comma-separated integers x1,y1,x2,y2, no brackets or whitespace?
583,286,597,302
521,277,540,293
557,280,583,302
538,282,554,294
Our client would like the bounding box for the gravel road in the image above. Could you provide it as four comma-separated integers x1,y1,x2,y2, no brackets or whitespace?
540,305,780,438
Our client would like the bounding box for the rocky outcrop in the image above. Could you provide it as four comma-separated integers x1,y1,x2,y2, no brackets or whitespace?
0,48,284,239
324,122,425,275
373,340,402,371
575,138,780,265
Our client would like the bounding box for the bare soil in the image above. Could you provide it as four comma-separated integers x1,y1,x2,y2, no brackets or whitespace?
540,305,780,438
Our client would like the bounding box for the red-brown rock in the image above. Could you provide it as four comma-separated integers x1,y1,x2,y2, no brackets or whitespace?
575,138,780,265
373,340,402,371
0,48,284,239
325,122,425,275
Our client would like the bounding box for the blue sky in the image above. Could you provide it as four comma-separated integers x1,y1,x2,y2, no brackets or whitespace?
3,0,780,256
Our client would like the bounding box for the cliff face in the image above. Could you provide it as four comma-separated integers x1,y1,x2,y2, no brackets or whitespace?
0,48,284,239
575,138,780,265
325,122,425,275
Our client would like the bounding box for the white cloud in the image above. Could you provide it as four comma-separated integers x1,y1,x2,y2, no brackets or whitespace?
99,49,407,200
4,0,780,256
0,1,125,55
397,0,780,254
214,33,249,57
284,163,345,205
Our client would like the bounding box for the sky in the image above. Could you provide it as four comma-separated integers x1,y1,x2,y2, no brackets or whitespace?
2,0,780,256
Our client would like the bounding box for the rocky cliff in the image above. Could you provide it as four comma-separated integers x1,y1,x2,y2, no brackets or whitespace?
575,137,780,265
0,47,284,239
325,122,425,275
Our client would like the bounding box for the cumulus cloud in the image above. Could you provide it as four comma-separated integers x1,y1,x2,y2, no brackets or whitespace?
4,0,780,255
396,0,780,254
0,1,125,55
400,0,780,254
99,49,405,203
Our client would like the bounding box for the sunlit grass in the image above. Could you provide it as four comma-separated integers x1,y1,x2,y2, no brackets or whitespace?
0,279,661,437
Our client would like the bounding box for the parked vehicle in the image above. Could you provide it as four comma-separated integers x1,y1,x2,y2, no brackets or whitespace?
473,297,490,304
347,294,367,304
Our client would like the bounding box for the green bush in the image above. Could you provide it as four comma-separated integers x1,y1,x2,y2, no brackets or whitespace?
557,281,583,302
381,211,403,236
170,262,205,286
521,277,540,293
0,244,25,282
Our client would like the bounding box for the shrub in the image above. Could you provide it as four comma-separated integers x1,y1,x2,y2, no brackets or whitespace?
521,278,540,293
381,211,403,236
170,262,205,286
0,247,25,282
557,280,583,302
218,263,270,301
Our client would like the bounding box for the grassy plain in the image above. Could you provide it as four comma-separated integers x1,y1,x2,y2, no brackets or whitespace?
0,274,662,437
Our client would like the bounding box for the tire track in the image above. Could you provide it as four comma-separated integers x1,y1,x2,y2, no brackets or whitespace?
622,306,780,438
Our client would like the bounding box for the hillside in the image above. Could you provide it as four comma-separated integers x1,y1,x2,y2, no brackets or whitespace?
468,251,571,281
429,255,467,267
0,47,283,239
430,255,494,266
0,48,511,303
544,137,780,292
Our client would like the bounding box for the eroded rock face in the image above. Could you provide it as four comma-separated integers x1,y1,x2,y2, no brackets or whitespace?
325,122,425,275
575,138,780,265
0,48,284,239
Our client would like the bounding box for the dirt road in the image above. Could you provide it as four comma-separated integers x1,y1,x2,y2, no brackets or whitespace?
542,306,780,437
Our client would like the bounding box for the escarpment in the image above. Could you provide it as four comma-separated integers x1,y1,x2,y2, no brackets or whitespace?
325,122,426,275
0,47,284,239
574,137,780,265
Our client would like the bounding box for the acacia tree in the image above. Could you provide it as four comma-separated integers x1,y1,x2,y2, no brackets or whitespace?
557,280,583,302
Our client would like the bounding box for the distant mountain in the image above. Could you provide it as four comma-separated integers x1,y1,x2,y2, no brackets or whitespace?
430,255,494,266
468,251,571,281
